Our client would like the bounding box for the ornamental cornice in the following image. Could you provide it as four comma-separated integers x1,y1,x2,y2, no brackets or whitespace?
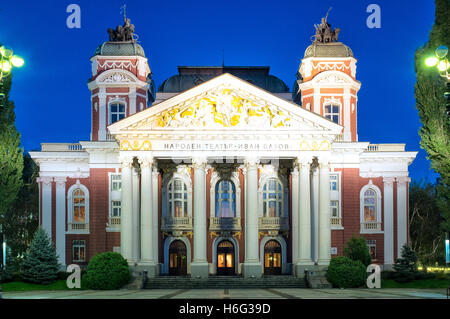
37,176,53,185
119,155,134,168
53,176,67,187
138,156,154,168
396,176,411,184
192,156,208,169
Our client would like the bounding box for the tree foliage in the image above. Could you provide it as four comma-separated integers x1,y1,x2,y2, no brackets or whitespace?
414,0,450,232
409,181,445,266
343,234,372,267
393,244,418,283
22,228,60,284
327,256,367,288
82,252,130,290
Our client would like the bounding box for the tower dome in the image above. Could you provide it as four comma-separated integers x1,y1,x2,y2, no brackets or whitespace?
94,41,146,57
303,42,353,58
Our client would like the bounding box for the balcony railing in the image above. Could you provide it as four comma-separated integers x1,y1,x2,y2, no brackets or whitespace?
209,217,241,231
258,217,289,231
361,221,382,232
161,216,193,231
330,217,342,228
107,216,121,228
68,222,89,233
41,143,83,152
366,144,405,152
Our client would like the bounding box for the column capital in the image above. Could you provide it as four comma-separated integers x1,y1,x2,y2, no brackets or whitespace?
244,156,259,170
138,156,154,168
37,176,53,185
120,154,134,168
383,177,396,187
54,176,67,187
192,156,208,169
295,156,313,169
396,176,411,184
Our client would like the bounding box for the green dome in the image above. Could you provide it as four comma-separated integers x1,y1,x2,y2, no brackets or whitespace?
304,42,353,58
94,41,146,57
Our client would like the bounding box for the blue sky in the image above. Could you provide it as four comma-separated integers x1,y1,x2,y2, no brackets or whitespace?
0,0,439,183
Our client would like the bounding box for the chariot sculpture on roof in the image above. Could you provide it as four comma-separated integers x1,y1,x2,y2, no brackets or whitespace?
312,7,340,43
107,4,138,42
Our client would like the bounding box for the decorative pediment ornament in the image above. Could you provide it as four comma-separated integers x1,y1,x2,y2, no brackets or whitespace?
120,139,152,151
100,72,135,83
316,73,351,84
128,86,306,130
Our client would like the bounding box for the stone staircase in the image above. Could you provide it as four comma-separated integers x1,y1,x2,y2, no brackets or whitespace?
144,275,307,289
305,266,332,288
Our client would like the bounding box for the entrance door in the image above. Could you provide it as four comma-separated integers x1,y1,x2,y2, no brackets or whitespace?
217,240,235,275
264,240,282,275
169,240,187,275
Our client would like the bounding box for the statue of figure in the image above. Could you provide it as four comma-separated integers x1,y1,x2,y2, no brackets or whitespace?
332,28,340,42
107,16,136,42
312,8,340,44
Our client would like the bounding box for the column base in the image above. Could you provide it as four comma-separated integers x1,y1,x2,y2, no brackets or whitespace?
294,263,314,278
242,262,262,278
136,261,159,278
317,259,330,267
190,261,209,278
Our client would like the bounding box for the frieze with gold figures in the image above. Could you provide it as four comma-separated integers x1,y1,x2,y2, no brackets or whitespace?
128,85,313,130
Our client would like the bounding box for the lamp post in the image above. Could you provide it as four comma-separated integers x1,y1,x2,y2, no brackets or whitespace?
425,46,450,117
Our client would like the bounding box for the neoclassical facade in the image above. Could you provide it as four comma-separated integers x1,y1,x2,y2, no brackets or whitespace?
30,18,416,278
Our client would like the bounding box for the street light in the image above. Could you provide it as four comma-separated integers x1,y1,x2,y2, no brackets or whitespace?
0,44,25,83
425,45,450,80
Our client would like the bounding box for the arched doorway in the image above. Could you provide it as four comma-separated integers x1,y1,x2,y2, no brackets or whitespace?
264,240,282,275
169,240,187,276
217,240,235,275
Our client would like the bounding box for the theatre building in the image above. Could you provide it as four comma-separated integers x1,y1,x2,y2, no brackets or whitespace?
30,17,417,279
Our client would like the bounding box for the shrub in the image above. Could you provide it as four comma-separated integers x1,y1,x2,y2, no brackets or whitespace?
83,252,130,290
393,244,418,283
0,247,15,283
21,228,60,284
344,235,372,267
327,256,367,288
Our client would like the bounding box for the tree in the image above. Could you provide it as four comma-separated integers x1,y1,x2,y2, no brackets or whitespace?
343,234,372,267
414,0,450,233
393,244,418,282
0,247,15,283
22,228,60,284
409,181,445,266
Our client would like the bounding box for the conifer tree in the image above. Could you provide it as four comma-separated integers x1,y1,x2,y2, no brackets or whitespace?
22,228,60,284
393,244,418,282
0,247,15,283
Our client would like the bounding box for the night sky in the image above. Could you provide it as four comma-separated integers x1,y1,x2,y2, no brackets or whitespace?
0,0,439,183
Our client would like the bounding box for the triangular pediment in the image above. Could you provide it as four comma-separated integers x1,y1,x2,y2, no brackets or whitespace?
108,73,342,134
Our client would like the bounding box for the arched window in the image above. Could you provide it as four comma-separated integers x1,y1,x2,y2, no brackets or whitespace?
215,179,236,217
167,178,188,217
262,178,283,217
363,188,377,222
109,102,126,124
324,103,340,124
72,189,86,223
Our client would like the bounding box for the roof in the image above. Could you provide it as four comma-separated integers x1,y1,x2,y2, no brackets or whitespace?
93,41,146,57
304,42,353,58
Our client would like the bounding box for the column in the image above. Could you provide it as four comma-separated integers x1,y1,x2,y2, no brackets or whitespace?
191,156,209,278
318,158,331,266
120,155,134,264
152,165,160,270
38,177,53,239
138,156,158,276
383,177,395,268
291,165,299,265
98,88,107,141
54,176,67,268
243,157,262,278
343,87,351,141
396,176,410,258
132,166,141,262
296,156,313,276
311,167,320,263
129,87,137,115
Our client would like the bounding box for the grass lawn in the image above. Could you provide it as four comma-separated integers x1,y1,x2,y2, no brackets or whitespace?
382,278,450,289
1,280,82,292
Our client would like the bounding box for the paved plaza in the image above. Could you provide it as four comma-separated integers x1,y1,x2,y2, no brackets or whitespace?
2,288,449,299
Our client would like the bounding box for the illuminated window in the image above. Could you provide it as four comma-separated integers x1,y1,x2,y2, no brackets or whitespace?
73,240,86,262
367,240,377,260
72,189,86,223
363,189,377,222
262,179,283,217
324,104,340,124
215,179,236,217
110,102,126,124
168,179,188,217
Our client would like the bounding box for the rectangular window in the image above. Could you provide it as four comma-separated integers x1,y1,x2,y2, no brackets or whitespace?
366,240,376,260
330,174,338,191
111,201,121,217
324,104,340,124
73,240,86,262
111,174,122,191
330,200,339,217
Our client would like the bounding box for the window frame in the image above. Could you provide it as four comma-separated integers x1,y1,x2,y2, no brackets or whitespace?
109,101,126,124
72,240,86,262
215,179,236,218
262,178,284,218
67,183,90,233
323,103,340,124
359,183,383,234
167,178,188,218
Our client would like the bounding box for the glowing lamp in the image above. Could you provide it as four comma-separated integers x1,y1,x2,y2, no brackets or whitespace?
1,60,11,73
425,56,438,67
0,46,13,58
437,60,449,72
10,55,24,68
